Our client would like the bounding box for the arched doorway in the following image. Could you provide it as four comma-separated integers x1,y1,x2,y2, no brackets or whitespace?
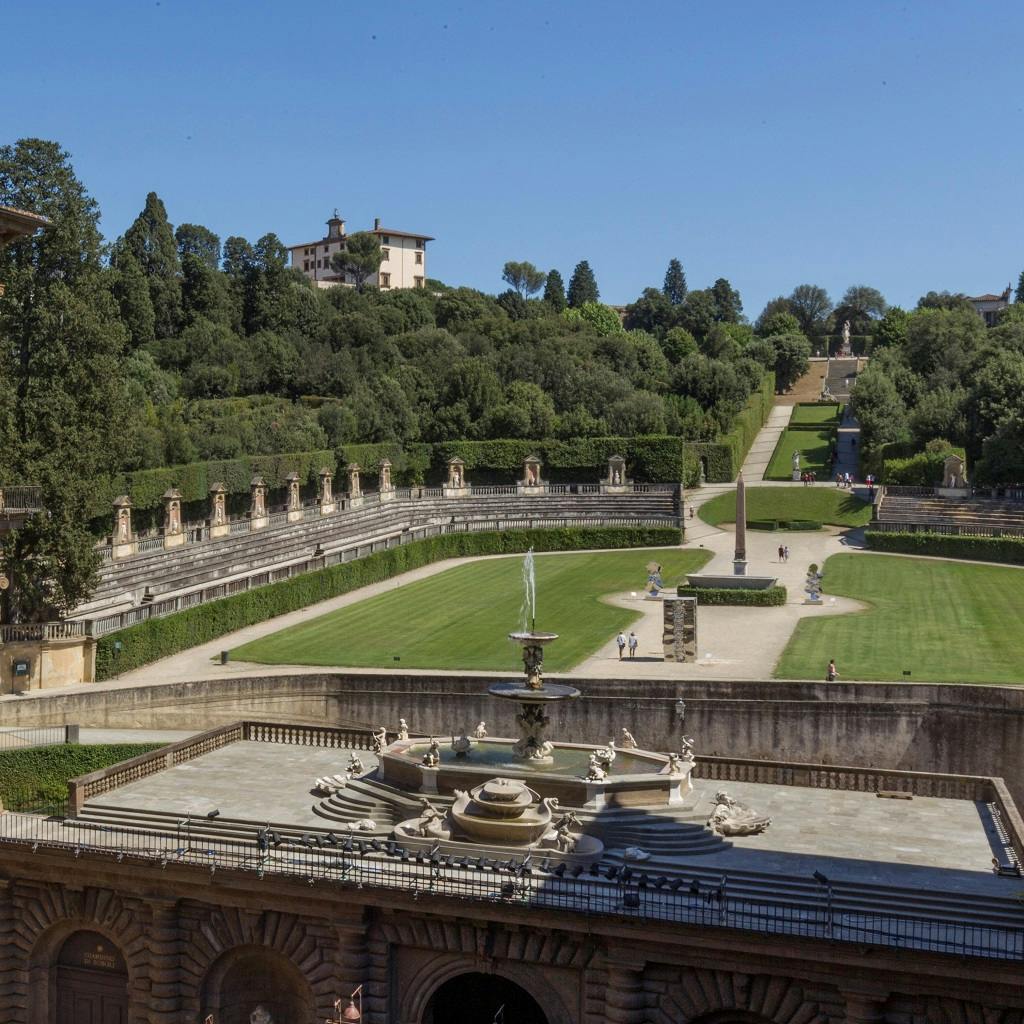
201,946,314,1024
55,930,129,1024
423,972,548,1024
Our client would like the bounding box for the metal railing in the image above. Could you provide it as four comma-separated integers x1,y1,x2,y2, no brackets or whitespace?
0,813,1019,962
0,725,78,751
0,486,43,512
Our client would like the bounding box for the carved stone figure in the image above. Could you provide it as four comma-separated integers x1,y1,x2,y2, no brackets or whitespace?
314,773,348,795
706,790,772,836
371,726,387,755
415,797,446,838
347,754,364,775
379,459,393,491
680,735,696,761
585,753,606,782
842,320,851,348
451,730,472,755
594,742,616,772
118,508,130,542
667,753,684,774
397,718,409,740
623,846,651,861
319,467,333,504
514,704,553,760
619,728,637,750
250,1006,273,1024
345,818,376,832
473,720,488,739
422,737,441,767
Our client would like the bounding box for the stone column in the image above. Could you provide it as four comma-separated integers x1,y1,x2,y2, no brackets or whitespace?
162,488,184,549
605,957,648,1024
319,467,336,516
378,459,395,502
112,495,137,560
733,471,748,576
347,463,363,508
286,472,303,523
147,899,181,1024
249,475,269,531
208,482,228,538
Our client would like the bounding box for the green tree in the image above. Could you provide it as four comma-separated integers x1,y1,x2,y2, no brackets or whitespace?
849,365,909,452
768,332,811,392
661,326,698,363
833,284,887,334
754,296,792,335
222,236,254,279
663,259,687,305
916,290,972,311
711,277,743,323
330,231,382,292
543,269,566,311
110,249,155,347
174,222,221,270
563,301,623,336
908,387,967,449
623,287,673,335
873,306,909,350
903,306,986,386
1016,271,1024,304
123,191,182,339
787,284,832,338
675,289,716,341
0,138,129,619
566,260,599,307
501,260,545,298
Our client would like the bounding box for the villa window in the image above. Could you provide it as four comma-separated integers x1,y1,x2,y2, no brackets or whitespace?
415,251,422,264
414,276,424,288
381,248,390,261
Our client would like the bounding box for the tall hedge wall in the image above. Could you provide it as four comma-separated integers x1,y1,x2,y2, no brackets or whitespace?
94,526,681,679
864,529,1024,565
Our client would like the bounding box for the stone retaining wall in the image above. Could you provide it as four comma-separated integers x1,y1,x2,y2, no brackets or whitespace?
4,673,1023,803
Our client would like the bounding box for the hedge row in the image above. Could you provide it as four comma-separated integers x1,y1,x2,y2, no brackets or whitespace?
0,744,161,812
676,584,788,606
748,519,822,531
94,526,682,679
882,445,966,487
864,530,1024,565
684,372,775,483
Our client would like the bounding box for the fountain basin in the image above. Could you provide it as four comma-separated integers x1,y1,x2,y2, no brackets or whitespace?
449,779,553,845
380,738,690,809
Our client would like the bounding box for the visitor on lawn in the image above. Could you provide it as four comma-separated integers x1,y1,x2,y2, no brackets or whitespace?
628,632,638,658
616,632,627,660
827,658,838,681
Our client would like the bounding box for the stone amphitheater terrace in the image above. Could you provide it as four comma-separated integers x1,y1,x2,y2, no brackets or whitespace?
73,484,680,637
872,486,1024,537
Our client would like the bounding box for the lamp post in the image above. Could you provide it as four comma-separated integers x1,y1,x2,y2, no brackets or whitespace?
326,986,363,1023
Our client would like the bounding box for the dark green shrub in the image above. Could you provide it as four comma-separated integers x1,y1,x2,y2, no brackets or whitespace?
864,530,1024,565
95,527,682,679
782,520,822,531
676,584,787,606
748,519,779,530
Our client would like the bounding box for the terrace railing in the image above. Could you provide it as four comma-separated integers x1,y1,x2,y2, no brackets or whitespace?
0,486,43,512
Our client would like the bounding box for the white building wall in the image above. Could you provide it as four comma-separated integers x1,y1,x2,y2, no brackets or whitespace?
290,227,428,290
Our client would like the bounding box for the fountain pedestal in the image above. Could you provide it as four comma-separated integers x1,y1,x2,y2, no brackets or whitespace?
491,631,579,763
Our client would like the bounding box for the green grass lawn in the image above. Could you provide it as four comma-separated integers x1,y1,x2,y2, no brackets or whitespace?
698,487,872,528
230,548,711,672
766,427,834,480
775,553,1024,684
788,404,841,426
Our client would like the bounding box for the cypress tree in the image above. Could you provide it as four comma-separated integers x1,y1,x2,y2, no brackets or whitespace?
663,258,687,305
567,260,599,308
124,191,182,339
543,269,566,311
111,249,156,347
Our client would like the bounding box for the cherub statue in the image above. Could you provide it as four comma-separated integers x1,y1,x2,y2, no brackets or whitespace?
416,797,445,838
667,753,684,774
594,742,616,772
585,753,606,782
397,718,409,741
619,728,637,750
451,729,472,755
474,720,488,739
680,735,696,761
422,737,440,767
347,754,364,775
371,726,387,754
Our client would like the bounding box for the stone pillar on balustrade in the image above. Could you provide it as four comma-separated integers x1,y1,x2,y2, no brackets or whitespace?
111,495,137,560
378,458,395,502
207,482,229,538
286,471,303,523
248,475,269,531
347,462,363,509
162,488,185,549
604,954,649,1024
600,454,631,494
518,454,545,495
319,467,336,516
443,456,469,498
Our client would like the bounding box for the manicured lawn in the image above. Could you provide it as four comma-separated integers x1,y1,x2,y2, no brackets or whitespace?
765,427,834,481
230,548,711,672
698,487,872,528
789,404,841,426
775,553,1024,684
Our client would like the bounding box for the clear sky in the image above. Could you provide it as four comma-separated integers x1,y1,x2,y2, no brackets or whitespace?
5,0,1023,317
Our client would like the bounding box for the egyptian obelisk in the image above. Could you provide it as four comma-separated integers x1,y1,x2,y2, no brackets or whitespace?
733,472,748,576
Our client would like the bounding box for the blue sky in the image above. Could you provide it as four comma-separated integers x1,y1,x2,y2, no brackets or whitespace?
5,1,1023,316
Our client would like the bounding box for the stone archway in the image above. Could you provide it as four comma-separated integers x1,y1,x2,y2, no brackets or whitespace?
54,929,130,1024
200,944,315,1024
422,972,548,1024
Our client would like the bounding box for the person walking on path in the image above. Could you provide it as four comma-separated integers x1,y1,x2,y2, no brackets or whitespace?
827,658,838,681
778,544,785,562
616,631,627,660
628,632,638,659
784,544,790,562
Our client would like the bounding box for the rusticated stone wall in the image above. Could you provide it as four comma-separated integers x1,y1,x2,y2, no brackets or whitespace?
2,672,1022,802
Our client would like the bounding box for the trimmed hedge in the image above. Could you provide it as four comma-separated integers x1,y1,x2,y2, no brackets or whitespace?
0,744,162,812
882,446,966,486
747,519,821,531
676,584,787,606
94,526,682,679
864,529,1024,566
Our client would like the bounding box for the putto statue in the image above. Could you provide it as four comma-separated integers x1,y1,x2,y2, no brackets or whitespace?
619,728,637,750
706,790,772,836
414,797,448,839
451,729,472,756
594,742,616,772
347,754,364,775
473,721,488,739
371,726,387,754
422,737,441,767
585,753,607,782
397,718,410,741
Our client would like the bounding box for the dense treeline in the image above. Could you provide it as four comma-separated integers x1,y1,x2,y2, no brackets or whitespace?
848,297,1024,482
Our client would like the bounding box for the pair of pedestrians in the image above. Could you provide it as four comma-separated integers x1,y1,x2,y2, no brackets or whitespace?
777,544,790,562
616,631,639,660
